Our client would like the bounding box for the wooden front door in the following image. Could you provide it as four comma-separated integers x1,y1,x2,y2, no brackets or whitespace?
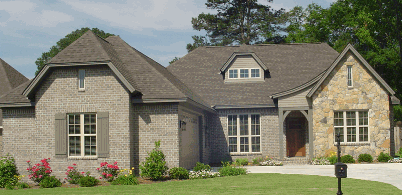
286,118,306,157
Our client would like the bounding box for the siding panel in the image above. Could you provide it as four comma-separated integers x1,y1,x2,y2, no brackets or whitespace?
278,86,312,107
224,56,264,82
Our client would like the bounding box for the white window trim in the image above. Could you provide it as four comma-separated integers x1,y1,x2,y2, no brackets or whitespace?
68,113,97,157
347,65,353,87
228,113,261,154
78,69,85,91
334,110,369,144
228,68,262,79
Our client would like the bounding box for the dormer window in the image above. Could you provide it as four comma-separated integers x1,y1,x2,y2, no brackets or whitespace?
221,53,268,83
79,69,85,90
229,69,238,78
251,69,260,78
240,69,249,78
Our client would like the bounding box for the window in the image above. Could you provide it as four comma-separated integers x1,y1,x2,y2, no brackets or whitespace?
347,66,352,87
228,114,260,153
68,113,96,156
229,69,238,78
334,111,368,143
79,69,85,90
251,69,260,78
240,69,249,78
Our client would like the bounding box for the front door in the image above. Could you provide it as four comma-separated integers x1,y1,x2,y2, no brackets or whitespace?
286,118,306,157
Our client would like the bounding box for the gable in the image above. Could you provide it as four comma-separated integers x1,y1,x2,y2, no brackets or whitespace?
224,55,265,83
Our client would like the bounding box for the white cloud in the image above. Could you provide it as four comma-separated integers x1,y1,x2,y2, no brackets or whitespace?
0,0,74,28
60,0,210,31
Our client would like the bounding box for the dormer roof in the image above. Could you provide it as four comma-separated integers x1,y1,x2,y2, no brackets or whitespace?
220,52,268,73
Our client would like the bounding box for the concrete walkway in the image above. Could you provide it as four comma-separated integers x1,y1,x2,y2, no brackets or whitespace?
243,164,402,190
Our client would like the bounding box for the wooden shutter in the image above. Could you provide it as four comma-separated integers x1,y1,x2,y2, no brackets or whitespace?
97,112,109,158
55,113,67,158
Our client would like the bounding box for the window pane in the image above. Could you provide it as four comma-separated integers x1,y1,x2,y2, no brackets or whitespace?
346,111,356,126
69,115,75,124
347,66,352,86
91,114,96,123
359,111,368,126
75,115,80,124
239,115,248,135
240,69,249,78
84,125,90,134
69,126,75,134
229,69,238,78
335,127,344,142
251,69,260,78
229,137,237,152
240,137,249,152
334,112,343,126
359,127,368,142
69,136,80,156
347,127,356,142
252,137,260,152
228,115,237,136
251,115,260,135
79,70,85,89
75,125,80,134
84,114,90,124
91,125,96,134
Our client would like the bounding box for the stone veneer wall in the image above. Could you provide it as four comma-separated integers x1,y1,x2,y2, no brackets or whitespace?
208,108,279,164
312,53,391,159
3,65,132,183
132,103,180,170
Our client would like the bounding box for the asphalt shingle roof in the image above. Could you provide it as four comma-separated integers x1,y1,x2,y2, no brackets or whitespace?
167,43,340,107
0,30,209,109
0,58,29,97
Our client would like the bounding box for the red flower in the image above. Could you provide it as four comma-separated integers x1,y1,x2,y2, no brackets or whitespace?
107,164,113,168
45,170,51,174
107,174,112,178
64,178,67,180
81,172,85,174
68,166,73,170
65,172,69,175
113,161,118,165
26,160,30,163
96,168,100,171
73,163,77,166
102,172,106,176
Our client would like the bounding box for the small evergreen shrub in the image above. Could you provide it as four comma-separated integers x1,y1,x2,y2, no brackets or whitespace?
39,176,62,188
327,156,337,165
395,147,402,158
111,175,139,185
193,162,211,172
0,154,19,188
341,155,355,163
377,152,392,162
79,175,99,187
140,141,168,180
218,166,247,176
169,167,189,179
16,182,30,189
234,158,249,166
358,153,373,163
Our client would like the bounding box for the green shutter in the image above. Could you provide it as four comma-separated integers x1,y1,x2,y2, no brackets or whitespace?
55,113,67,158
97,112,109,158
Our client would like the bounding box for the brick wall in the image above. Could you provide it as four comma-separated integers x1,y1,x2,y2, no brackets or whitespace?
132,103,180,170
208,108,279,164
3,65,132,183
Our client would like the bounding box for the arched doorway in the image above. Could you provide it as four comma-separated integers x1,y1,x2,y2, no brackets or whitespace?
285,111,307,157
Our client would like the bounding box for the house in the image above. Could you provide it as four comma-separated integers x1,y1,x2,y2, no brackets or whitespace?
0,30,399,181
0,58,29,154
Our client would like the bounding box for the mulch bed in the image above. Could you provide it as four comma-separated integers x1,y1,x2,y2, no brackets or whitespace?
23,177,182,190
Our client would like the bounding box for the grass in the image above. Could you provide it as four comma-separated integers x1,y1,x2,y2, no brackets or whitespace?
1,174,400,195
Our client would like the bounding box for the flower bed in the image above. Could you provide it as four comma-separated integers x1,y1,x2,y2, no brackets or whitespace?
259,160,283,166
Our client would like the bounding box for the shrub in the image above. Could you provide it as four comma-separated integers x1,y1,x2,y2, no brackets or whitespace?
221,161,232,167
327,155,337,165
358,153,373,163
252,157,263,165
395,147,402,158
97,161,120,182
111,175,139,185
26,158,52,184
341,155,355,163
65,163,83,184
0,154,19,188
169,167,189,180
377,152,392,162
16,182,30,189
140,141,168,180
39,176,62,188
79,174,99,187
234,158,249,166
193,162,211,172
218,166,247,176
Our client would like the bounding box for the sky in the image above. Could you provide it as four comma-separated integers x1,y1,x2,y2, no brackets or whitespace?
0,0,336,79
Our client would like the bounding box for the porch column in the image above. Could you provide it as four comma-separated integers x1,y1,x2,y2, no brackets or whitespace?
279,108,284,160
308,108,314,160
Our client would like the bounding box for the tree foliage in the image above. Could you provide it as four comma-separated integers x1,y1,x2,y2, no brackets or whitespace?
169,57,181,64
285,0,402,121
187,0,285,52
35,27,115,75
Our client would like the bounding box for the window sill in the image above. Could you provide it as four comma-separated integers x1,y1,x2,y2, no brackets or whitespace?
78,89,85,92
68,156,98,160
334,142,370,146
230,152,262,156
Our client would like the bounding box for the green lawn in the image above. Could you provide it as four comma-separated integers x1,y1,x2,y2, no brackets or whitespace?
2,173,400,195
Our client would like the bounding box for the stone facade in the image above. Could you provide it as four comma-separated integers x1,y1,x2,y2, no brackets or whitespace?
312,52,391,159
208,108,279,164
